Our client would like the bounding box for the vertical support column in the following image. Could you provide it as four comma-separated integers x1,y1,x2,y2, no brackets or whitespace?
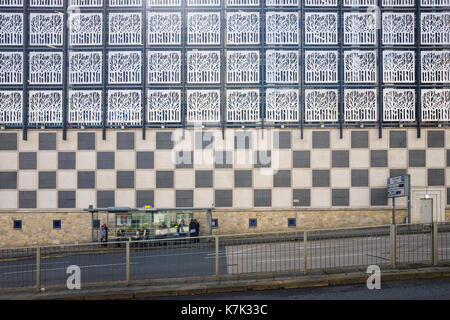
101,1,109,140
22,0,30,141
181,2,187,136
62,0,69,141
303,231,307,275
432,222,438,266
338,0,344,139
215,236,220,279
259,2,265,135
142,0,148,140
36,246,41,292
415,0,422,139
299,0,304,140
377,0,383,139
390,224,397,269
126,241,130,285
220,0,226,139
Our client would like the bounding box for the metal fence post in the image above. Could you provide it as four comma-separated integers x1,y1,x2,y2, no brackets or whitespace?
390,224,397,269
303,231,307,275
215,236,219,279
36,246,41,292
126,241,130,285
432,222,438,266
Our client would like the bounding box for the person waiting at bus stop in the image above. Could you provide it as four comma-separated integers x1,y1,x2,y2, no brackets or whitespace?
189,219,196,243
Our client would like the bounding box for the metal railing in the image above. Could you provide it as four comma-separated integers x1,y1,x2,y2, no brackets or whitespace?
1,222,449,291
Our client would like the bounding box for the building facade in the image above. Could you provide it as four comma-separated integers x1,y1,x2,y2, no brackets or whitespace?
0,0,449,247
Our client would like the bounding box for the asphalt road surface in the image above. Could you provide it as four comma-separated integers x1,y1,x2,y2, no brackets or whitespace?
1,230,449,289
160,277,450,300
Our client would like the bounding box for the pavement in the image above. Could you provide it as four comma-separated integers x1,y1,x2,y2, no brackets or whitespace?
1,264,450,300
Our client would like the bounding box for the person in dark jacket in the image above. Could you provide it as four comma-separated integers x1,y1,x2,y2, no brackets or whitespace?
189,219,196,243
193,219,200,243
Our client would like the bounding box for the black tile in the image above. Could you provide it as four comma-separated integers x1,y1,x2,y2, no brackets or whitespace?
77,132,95,150
254,189,271,207
117,132,134,150
215,190,232,207
293,189,310,207
447,188,450,205
137,152,154,169
234,131,252,149
176,190,193,208
370,150,388,167
293,151,310,168
136,190,154,208
0,172,17,189
58,152,76,170
38,171,56,189
389,131,406,148
332,150,349,168
351,169,369,187
428,169,445,186
19,152,37,170
0,133,17,150
58,191,76,208
371,188,388,206
97,190,114,208
312,170,330,187
312,131,330,149
332,189,349,206
195,170,213,188
428,130,444,148
448,150,450,167
97,152,115,169
274,131,291,149
156,171,174,188
351,131,369,148
234,170,252,188
176,151,193,168
215,151,233,168
273,170,291,187
77,171,95,189
156,132,173,149
409,150,426,167
117,171,134,189
39,133,56,150
254,151,271,168
19,191,36,208
195,131,214,149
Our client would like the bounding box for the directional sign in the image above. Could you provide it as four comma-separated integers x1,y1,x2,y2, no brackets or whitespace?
387,175,410,198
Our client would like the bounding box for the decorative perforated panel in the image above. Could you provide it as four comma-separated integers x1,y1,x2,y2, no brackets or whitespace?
422,90,450,122
344,13,376,45
107,90,142,126
266,89,299,122
382,13,415,45
305,89,338,122
227,89,260,122
187,12,220,45
187,51,220,84
69,52,102,85
69,0,103,7
227,51,259,84
344,51,376,84
68,90,102,125
109,13,142,45
29,52,63,85
421,13,450,45
148,51,181,84
0,91,22,125
148,0,181,6
148,12,181,45
227,0,259,5
108,51,142,84
28,91,63,126
147,90,181,123
0,13,23,46
383,89,415,122
305,51,338,83
305,13,338,45
266,12,299,45
69,13,103,46
383,51,415,84
266,50,299,84
226,12,259,45
30,13,63,47
0,52,23,85
344,89,377,122
421,51,450,84
187,90,221,123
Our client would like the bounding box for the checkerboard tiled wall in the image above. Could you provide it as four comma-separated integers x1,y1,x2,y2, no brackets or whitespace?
0,128,449,210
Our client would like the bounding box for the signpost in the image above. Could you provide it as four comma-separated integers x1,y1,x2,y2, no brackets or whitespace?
387,175,411,224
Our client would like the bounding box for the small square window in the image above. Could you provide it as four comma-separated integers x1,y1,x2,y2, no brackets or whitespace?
93,219,100,228
13,220,22,230
53,220,61,229
211,219,218,229
288,218,296,227
249,218,257,228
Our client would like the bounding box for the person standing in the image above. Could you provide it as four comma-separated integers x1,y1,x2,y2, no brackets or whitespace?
194,219,200,243
189,219,196,243
99,225,106,247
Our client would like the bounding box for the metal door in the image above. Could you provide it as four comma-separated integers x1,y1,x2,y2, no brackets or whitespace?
420,198,433,224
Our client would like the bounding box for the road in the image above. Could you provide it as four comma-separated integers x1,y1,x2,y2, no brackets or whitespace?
1,229,449,289
158,277,450,300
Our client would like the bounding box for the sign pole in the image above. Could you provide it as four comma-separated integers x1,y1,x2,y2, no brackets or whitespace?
392,197,396,225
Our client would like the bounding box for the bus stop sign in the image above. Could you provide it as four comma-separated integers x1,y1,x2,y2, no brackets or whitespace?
387,175,410,198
